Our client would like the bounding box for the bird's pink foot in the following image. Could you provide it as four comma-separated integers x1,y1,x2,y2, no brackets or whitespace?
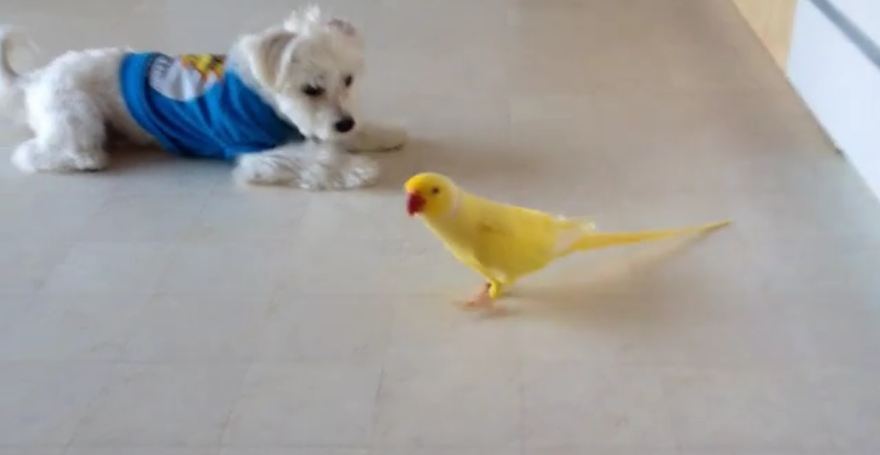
463,283,493,310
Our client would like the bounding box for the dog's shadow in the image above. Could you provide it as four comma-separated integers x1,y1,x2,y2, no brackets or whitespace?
103,135,539,191
102,144,176,173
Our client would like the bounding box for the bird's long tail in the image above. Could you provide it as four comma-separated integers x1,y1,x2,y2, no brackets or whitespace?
0,27,31,124
0,28,19,85
560,220,730,256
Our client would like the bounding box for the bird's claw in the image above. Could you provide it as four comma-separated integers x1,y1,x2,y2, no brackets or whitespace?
462,283,494,310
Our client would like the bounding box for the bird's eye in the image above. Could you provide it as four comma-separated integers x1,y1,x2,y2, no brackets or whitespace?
343,75,353,87
302,85,325,97
431,187,440,195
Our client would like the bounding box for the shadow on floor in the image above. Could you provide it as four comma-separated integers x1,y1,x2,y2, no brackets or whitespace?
102,135,542,192
369,136,549,192
499,233,724,325
104,146,173,170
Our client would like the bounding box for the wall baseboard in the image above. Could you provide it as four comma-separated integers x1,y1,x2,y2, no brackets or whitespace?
731,0,797,68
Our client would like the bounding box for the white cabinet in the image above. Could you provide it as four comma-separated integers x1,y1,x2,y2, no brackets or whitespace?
832,0,880,44
788,0,880,197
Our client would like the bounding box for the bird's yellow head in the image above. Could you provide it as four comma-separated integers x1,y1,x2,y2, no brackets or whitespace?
404,172,458,217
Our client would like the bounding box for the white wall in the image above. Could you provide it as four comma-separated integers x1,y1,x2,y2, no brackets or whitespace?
788,0,880,197
832,0,880,44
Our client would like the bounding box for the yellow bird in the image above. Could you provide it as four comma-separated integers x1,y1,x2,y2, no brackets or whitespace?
404,172,729,307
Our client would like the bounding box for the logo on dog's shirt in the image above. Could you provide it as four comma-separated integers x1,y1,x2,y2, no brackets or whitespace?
119,52,304,160
148,54,226,101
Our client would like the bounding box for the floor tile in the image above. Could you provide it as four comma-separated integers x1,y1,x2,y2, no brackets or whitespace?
66,449,216,455
256,295,392,362
513,293,658,365
0,449,65,455
122,293,272,362
0,363,113,445
71,364,246,446
222,363,381,446
522,361,675,449
813,369,880,450
0,192,108,242
0,0,877,451
0,241,72,292
786,287,880,368
388,296,521,363
661,368,834,450
373,350,520,447
524,449,677,455
186,190,310,241
0,293,149,361
78,193,207,242
221,449,365,455
377,449,519,455
156,242,287,299
0,293,37,332
629,292,809,369
676,450,852,455
41,242,172,295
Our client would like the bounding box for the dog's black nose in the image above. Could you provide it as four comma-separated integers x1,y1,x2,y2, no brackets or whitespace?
334,116,356,133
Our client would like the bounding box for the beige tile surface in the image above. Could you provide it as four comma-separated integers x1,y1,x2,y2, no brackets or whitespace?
522,361,675,450
813,368,880,450
222,449,366,455
256,295,393,362
71,364,247,446
123,293,273,362
373,350,520,448
41,242,173,295
223,363,381,446
0,293,150,361
0,363,114,445
1,0,879,454
66,449,216,455
0,450,66,455
661,368,834,450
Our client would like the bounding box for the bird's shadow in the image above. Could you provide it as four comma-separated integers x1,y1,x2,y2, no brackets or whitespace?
483,233,725,327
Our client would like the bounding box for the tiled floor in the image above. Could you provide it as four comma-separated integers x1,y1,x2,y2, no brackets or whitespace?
1,0,879,454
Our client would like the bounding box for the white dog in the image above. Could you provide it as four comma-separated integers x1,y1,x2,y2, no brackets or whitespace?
0,7,405,189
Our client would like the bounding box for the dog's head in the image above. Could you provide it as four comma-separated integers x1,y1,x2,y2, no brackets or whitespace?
237,7,364,141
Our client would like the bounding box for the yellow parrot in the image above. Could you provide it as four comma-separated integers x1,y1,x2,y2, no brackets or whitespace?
404,172,730,308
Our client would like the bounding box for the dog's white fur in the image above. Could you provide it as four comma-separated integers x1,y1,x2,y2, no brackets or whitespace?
0,7,405,189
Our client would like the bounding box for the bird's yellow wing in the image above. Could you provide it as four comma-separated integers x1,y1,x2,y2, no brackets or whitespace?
468,203,563,282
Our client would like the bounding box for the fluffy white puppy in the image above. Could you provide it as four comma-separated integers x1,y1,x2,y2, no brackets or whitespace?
0,7,405,189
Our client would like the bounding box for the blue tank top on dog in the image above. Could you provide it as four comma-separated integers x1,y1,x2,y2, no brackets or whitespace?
119,52,304,160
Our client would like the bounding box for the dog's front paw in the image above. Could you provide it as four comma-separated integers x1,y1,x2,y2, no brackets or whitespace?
11,141,39,174
338,154,380,188
12,139,108,173
71,151,108,172
235,153,299,185
297,153,379,191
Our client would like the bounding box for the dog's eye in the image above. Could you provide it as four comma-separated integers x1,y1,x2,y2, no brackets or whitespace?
431,187,440,195
343,75,353,87
302,85,325,97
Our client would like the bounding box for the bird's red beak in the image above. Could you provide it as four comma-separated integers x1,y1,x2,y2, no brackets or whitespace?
407,192,426,216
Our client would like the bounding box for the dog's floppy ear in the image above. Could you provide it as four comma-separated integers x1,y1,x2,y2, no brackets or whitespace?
245,27,297,89
284,6,322,33
284,6,359,40
326,18,358,38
